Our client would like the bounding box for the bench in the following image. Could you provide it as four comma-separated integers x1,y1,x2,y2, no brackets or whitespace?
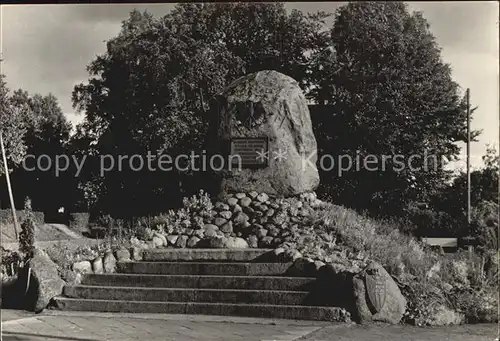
421,237,458,253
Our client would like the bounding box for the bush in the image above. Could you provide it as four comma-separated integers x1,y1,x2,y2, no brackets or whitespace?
90,213,113,228
471,201,498,251
403,205,467,238
182,190,214,217
136,189,214,236
68,213,90,233
448,287,498,323
19,198,36,259
1,247,22,277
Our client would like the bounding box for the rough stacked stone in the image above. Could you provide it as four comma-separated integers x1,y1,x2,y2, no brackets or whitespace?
71,247,142,277
132,190,328,251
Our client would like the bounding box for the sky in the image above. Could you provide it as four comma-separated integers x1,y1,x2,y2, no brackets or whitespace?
1,2,498,170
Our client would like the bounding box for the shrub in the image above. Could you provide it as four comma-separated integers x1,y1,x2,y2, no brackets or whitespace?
138,189,214,236
403,204,467,238
19,198,36,259
182,190,213,217
1,247,22,277
90,190,213,240
68,213,90,233
447,287,498,323
91,213,114,228
483,250,499,286
471,201,499,251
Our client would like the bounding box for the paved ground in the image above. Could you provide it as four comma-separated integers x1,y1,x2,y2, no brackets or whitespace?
1,309,498,341
1,310,329,341
301,323,498,341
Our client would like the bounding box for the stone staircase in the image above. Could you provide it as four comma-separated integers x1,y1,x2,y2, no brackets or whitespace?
53,249,348,321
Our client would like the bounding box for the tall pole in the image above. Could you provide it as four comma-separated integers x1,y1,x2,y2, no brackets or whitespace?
0,131,19,241
466,88,471,225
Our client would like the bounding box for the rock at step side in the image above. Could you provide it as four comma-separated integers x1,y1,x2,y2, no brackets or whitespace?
28,248,65,312
353,261,407,324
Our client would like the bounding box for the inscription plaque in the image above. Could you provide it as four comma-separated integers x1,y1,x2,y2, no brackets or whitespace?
230,137,269,167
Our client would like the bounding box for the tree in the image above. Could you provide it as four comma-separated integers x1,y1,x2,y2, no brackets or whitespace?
0,75,31,176
13,91,72,214
432,146,499,217
313,2,480,215
71,4,330,218
0,85,72,214
0,73,33,238
402,146,499,238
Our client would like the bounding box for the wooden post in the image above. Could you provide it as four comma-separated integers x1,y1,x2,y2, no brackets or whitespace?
466,88,471,225
0,131,19,241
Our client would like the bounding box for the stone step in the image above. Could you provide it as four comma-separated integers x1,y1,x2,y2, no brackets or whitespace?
53,297,350,322
141,248,274,262
63,285,315,306
117,262,293,276
82,273,316,291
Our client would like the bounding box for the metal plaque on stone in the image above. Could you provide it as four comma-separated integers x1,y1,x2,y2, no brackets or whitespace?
230,137,269,167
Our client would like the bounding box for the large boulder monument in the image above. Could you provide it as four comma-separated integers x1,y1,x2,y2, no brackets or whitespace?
215,70,319,197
